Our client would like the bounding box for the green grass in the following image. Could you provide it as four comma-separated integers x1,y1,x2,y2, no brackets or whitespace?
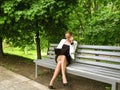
3,46,47,60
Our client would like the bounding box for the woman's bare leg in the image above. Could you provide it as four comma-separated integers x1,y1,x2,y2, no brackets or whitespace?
61,56,68,84
49,57,62,86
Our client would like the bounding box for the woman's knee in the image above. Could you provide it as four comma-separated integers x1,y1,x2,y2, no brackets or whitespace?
61,55,66,59
57,61,62,66
61,57,66,63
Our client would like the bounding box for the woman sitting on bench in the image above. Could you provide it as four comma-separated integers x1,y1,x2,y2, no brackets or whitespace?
48,31,78,89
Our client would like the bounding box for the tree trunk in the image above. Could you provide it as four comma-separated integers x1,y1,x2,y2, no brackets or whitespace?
87,0,92,15
94,0,98,13
35,31,41,59
0,37,3,56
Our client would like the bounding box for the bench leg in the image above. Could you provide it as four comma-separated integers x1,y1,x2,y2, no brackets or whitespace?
35,64,38,78
117,83,120,90
112,83,116,90
111,83,120,90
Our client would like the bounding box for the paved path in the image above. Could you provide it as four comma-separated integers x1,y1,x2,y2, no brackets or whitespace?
0,66,49,90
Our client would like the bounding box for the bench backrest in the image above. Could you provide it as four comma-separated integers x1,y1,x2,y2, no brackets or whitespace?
47,44,120,70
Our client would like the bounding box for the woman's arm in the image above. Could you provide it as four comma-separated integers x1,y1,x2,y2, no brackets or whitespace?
69,41,78,59
57,39,65,48
70,41,78,53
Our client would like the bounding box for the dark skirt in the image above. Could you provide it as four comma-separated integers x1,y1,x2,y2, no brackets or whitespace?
55,54,72,66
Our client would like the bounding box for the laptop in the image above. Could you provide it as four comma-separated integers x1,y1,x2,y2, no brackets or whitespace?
54,48,61,55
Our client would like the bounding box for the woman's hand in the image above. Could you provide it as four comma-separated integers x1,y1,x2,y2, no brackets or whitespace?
70,37,74,44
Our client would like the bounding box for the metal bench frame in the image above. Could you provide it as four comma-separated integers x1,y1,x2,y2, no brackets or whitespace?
34,44,120,90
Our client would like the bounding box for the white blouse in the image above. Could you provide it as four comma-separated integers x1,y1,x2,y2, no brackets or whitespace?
57,39,78,59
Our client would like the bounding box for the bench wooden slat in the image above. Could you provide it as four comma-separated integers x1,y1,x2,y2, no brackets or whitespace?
70,64,120,78
49,47,55,51
34,59,56,67
67,67,120,83
50,44,58,47
35,60,120,77
70,66,120,79
67,66,120,83
47,55,55,59
77,50,120,56
76,55,120,63
72,63,120,75
76,60,120,69
33,60,119,78
50,44,120,51
47,51,55,54
78,45,120,51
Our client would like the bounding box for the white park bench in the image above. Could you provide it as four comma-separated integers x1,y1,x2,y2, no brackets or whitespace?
34,44,120,90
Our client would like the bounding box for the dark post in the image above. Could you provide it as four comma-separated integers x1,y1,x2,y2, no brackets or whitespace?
0,37,3,56
117,83,120,90
35,31,41,59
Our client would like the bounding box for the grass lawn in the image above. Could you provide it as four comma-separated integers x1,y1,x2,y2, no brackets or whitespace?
3,46,47,60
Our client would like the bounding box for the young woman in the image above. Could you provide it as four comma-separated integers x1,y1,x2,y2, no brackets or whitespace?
48,31,78,89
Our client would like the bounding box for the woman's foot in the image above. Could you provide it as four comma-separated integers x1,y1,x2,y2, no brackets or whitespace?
63,83,71,87
63,83,68,86
48,85,55,89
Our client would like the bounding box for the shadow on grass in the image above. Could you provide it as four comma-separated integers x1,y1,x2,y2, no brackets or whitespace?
0,53,33,64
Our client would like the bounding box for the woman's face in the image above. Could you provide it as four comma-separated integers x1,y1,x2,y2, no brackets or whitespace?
65,33,71,41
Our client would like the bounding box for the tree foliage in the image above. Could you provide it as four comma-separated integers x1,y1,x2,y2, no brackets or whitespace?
0,0,77,45
0,0,77,57
0,0,120,56
67,0,120,45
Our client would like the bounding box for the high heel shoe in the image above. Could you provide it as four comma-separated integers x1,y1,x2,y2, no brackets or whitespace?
48,85,55,89
63,83,69,86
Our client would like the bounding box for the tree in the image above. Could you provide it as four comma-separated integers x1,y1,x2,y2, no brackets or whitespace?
67,0,120,45
0,0,77,58
0,37,3,56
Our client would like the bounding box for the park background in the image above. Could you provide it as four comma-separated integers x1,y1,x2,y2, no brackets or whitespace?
0,0,120,60
0,0,120,90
